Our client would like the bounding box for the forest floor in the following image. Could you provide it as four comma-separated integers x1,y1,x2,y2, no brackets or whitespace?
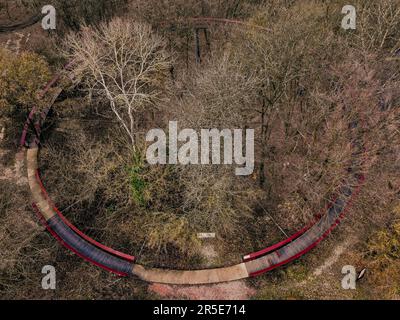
1,2,396,300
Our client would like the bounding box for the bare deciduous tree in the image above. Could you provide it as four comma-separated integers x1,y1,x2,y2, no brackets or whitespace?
64,18,172,149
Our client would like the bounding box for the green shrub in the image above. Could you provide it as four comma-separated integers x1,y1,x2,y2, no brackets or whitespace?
367,206,400,267
0,48,51,117
364,205,400,298
145,212,201,254
128,150,149,207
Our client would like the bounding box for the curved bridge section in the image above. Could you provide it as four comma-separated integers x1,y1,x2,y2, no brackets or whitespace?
27,147,135,277
0,14,41,33
244,177,364,277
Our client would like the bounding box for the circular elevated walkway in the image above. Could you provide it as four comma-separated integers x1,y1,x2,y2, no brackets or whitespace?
22,68,366,285
20,18,367,284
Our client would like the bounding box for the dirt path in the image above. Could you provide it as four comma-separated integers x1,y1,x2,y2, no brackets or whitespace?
149,281,256,300
0,122,43,271
313,237,356,277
